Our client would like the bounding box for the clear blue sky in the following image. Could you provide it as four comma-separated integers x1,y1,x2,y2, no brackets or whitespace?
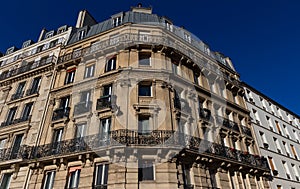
0,0,299,115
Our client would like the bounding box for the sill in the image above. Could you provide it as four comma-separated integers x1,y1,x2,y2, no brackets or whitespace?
7,93,39,105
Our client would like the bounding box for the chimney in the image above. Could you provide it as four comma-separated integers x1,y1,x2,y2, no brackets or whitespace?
38,28,48,42
76,10,97,28
131,3,152,14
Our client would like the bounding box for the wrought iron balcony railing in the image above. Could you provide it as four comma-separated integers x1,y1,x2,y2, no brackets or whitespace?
52,107,70,121
216,116,240,132
241,125,253,137
0,56,57,81
11,91,24,101
74,101,92,115
96,95,112,110
199,108,211,121
0,145,32,161
0,115,31,128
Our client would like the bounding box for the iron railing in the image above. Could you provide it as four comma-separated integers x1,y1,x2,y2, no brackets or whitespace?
0,56,57,81
52,107,70,121
96,95,112,110
0,145,32,161
0,115,31,128
199,108,211,121
216,116,239,132
74,101,92,115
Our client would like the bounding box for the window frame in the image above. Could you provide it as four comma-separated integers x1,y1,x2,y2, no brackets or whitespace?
0,173,12,189
138,83,152,97
94,163,109,188
84,64,95,79
43,170,56,189
138,52,151,66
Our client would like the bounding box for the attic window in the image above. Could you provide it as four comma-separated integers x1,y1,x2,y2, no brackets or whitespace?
57,25,67,34
77,30,86,40
45,31,55,39
112,16,122,27
184,32,191,43
22,40,33,48
6,47,16,55
165,20,173,32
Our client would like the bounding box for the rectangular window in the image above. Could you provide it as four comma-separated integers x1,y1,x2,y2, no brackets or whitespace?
100,118,111,140
259,131,268,147
94,164,109,188
11,134,23,159
268,157,276,171
290,144,298,159
292,164,299,181
22,102,33,121
172,61,179,75
184,32,191,43
282,161,291,179
138,83,152,97
28,76,41,95
282,141,290,157
60,96,70,109
43,171,56,189
182,165,192,187
6,107,17,124
138,160,154,181
0,138,6,149
68,167,81,189
76,124,86,138
293,130,299,142
53,128,63,143
65,68,76,84
103,84,112,97
273,137,282,153
275,121,282,135
138,115,151,135
84,64,95,78
12,81,26,100
139,52,151,66
193,71,199,85
80,90,91,104
0,173,12,189
113,16,122,27
77,30,86,40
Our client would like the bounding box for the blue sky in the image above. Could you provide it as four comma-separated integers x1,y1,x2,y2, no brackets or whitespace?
0,0,299,114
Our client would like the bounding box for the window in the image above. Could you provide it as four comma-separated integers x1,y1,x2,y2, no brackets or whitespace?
138,83,152,97
60,96,70,109
266,116,274,131
172,60,179,75
259,131,268,148
57,25,67,34
112,16,122,27
76,124,86,138
11,134,23,159
22,40,32,48
94,164,109,188
43,171,56,189
282,161,291,179
80,90,91,105
6,107,17,124
12,81,26,100
65,68,76,84
252,109,260,124
291,164,299,181
184,32,191,43
139,52,151,66
283,125,290,138
84,64,95,78
28,76,41,95
275,121,282,135
100,117,111,141
77,30,86,40
138,115,151,135
273,137,282,153
138,160,154,181
0,173,12,189
22,102,33,121
182,164,192,188
53,128,63,144
105,57,116,72
0,138,6,149
103,84,112,97
268,157,277,174
49,39,58,48
293,130,299,142
45,31,55,39
282,141,290,157
67,167,81,189
290,144,298,159
193,71,199,85
165,20,173,32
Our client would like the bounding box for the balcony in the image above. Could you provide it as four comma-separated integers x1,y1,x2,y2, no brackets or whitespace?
74,101,92,115
0,115,31,128
26,86,40,96
31,130,269,171
216,116,239,132
241,125,252,137
96,95,112,110
199,108,211,121
94,185,107,189
0,145,32,161
52,107,70,121
11,91,24,101
0,56,57,81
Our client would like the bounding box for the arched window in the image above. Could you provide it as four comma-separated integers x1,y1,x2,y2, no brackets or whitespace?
105,56,116,72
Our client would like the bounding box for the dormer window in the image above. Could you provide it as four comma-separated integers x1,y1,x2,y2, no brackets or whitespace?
165,20,173,32
77,30,86,40
6,46,16,55
22,40,33,49
45,31,55,39
184,32,191,43
57,25,67,34
112,16,122,27
204,44,210,55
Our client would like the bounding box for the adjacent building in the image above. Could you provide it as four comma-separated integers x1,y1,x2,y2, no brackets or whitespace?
0,4,272,189
243,83,300,189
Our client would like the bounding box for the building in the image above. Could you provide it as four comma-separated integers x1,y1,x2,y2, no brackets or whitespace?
0,5,271,189
0,26,72,188
243,83,300,189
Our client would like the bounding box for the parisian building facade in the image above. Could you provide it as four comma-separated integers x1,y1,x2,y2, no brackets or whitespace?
0,5,272,189
243,83,300,189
